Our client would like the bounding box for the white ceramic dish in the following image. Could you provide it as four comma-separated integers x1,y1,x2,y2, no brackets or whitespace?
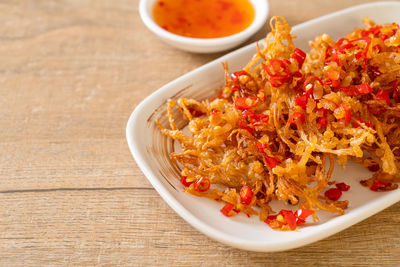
127,2,400,252
138,0,269,53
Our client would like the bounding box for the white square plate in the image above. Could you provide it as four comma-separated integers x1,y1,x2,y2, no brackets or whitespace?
127,2,400,252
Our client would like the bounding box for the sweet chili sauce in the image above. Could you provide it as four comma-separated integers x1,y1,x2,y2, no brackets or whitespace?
153,0,255,38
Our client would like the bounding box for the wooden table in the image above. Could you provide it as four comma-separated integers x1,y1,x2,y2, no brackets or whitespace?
1,0,399,265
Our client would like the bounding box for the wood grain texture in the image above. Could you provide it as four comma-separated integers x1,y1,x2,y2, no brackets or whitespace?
0,0,399,265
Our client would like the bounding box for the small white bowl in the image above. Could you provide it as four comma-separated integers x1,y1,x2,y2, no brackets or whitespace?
138,0,269,53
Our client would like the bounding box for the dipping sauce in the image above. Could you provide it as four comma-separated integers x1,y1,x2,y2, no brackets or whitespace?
153,0,255,38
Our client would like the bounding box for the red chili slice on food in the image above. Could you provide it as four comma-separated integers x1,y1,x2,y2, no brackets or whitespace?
324,188,342,201
303,75,324,97
294,208,314,223
370,180,391,191
238,119,254,134
242,110,269,127
289,112,306,124
338,103,351,124
264,59,291,76
291,48,306,68
295,94,308,109
353,117,372,128
220,203,235,217
240,186,254,205
257,142,268,153
180,176,193,187
264,59,292,87
235,97,258,110
193,177,210,192
280,210,297,230
339,83,372,96
231,70,250,81
317,116,327,128
375,90,391,105
336,182,350,191
264,156,279,169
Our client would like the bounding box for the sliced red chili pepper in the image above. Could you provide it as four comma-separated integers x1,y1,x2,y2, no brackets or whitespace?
353,117,372,128
361,25,381,37
180,176,193,187
265,214,277,221
257,142,268,153
252,114,269,126
336,182,350,191
264,214,279,228
231,70,250,81
264,156,279,169
325,38,347,64
338,103,351,124
264,59,292,87
265,208,314,230
379,34,389,41
373,44,382,52
325,78,341,88
240,186,254,205
289,112,305,124
235,97,258,110
351,37,371,68
291,48,306,68
264,59,291,76
295,94,307,109
324,188,342,201
340,43,356,51
193,177,210,192
339,83,372,96
269,75,292,87
294,208,314,223
355,51,364,60
220,203,235,217
303,75,324,96
231,70,259,91
238,119,254,134
281,210,297,230
370,180,391,191
231,85,240,92
211,109,219,114
317,116,327,128
293,71,303,79
243,110,269,127
375,90,390,106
